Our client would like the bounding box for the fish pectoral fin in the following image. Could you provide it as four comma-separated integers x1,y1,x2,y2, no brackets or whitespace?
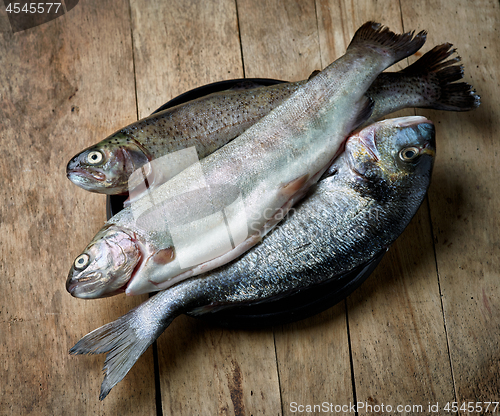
188,302,229,316
152,247,176,265
123,190,146,208
280,174,310,199
123,168,166,208
276,174,313,221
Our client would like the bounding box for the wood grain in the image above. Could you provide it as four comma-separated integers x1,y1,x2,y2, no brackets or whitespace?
130,0,244,117
129,1,282,414
157,318,281,415
235,1,353,413
1,0,497,414
314,4,457,414
0,0,156,414
347,206,455,414
237,0,321,81
401,0,500,409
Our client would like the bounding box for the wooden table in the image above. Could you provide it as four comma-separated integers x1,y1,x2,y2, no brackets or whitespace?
1,1,499,414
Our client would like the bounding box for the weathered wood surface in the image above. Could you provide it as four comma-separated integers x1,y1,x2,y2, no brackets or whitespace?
0,0,498,415
0,1,156,414
401,0,500,408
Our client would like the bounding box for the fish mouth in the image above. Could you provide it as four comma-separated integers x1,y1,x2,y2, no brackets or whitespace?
66,271,109,298
66,269,131,299
67,230,144,299
67,167,106,183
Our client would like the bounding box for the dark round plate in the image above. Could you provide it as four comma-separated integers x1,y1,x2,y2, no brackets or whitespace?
106,78,381,328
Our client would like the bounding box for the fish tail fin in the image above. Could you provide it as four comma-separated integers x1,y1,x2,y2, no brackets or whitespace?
70,293,179,400
402,43,481,111
347,22,427,66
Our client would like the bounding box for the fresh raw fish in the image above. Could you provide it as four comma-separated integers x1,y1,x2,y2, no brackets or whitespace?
70,116,436,400
67,22,427,297
66,43,478,196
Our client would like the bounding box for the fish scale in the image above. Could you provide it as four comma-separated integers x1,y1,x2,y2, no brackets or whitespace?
67,43,479,196
67,22,430,298
120,22,427,295
122,84,300,155
70,115,436,400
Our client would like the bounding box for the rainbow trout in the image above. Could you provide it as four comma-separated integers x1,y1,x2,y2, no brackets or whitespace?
67,22,428,297
69,116,436,400
66,43,478,195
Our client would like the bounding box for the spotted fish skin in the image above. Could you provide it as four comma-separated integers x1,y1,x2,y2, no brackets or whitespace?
66,82,301,194
67,40,480,196
67,22,428,298
69,115,436,400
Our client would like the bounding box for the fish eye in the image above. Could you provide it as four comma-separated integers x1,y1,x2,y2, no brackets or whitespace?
399,147,420,162
74,253,90,270
87,150,103,165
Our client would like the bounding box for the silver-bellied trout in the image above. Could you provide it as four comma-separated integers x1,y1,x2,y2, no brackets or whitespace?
69,115,436,400
66,22,427,297
66,43,478,195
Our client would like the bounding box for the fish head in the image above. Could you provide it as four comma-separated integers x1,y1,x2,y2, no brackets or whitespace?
66,133,151,194
344,116,435,200
66,225,141,298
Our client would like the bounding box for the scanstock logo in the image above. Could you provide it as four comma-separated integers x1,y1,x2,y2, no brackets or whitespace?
3,1,79,33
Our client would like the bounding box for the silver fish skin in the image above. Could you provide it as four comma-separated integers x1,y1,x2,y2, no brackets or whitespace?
65,82,301,194
66,43,478,195
67,22,427,297
69,115,436,400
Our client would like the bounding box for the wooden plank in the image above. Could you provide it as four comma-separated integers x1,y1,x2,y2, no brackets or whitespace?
347,206,455,414
129,1,282,414
317,2,455,414
275,305,353,415
236,1,356,414
0,1,156,414
316,0,408,71
400,0,500,409
2,0,495,414
237,0,322,81
157,317,282,415
131,0,245,118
